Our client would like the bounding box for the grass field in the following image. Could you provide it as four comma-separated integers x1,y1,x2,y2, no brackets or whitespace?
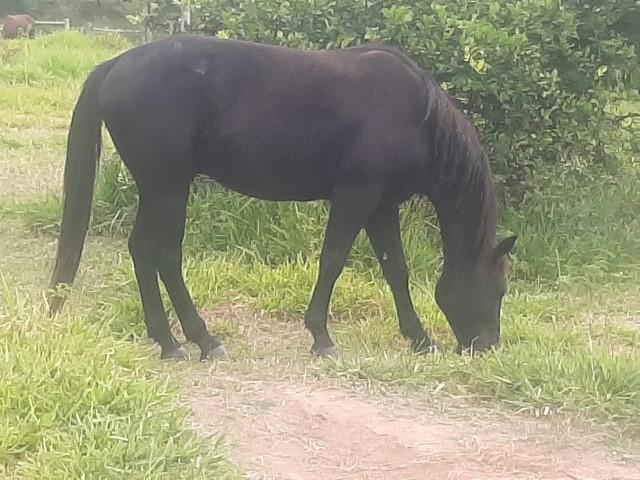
1,32,639,477
0,33,239,479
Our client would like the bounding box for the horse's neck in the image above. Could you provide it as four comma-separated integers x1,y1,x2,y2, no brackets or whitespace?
433,180,497,270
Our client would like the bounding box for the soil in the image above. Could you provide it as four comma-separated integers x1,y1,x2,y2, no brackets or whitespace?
183,309,640,480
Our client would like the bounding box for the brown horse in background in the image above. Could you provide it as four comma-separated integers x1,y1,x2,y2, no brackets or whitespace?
2,14,36,39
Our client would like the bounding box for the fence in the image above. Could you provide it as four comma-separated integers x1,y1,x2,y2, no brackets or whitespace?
84,24,144,41
34,19,70,31
27,17,188,42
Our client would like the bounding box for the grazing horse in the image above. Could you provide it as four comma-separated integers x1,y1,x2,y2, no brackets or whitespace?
49,35,516,360
1,14,35,39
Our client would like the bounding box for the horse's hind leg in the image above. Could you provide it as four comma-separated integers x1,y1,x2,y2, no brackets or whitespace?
129,193,186,360
305,184,384,356
365,202,434,353
130,183,224,361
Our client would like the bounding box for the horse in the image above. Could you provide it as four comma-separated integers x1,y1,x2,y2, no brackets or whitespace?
1,14,36,39
49,35,516,361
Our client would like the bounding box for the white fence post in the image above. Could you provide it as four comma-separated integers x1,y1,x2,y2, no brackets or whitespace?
33,18,147,41
34,19,71,31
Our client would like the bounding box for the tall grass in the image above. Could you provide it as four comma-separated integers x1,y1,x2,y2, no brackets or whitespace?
0,32,128,86
35,155,640,287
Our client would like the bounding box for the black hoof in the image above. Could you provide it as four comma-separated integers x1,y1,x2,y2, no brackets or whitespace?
189,331,226,361
202,344,228,360
412,337,438,355
160,345,189,360
311,345,339,358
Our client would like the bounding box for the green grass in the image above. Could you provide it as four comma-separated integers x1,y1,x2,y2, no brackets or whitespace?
0,33,240,479
9,154,640,284
1,30,639,476
324,305,640,432
0,279,237,478
0,32,129,87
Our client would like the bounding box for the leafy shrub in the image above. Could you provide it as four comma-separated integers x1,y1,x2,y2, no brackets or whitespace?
189,0,639,200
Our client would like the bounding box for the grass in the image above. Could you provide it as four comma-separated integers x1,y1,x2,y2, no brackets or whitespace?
0,277,238,479
28,235,640,434
1,30,639,476
0,33,239,479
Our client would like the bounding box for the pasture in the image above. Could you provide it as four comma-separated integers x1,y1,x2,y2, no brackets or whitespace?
1,32,639,478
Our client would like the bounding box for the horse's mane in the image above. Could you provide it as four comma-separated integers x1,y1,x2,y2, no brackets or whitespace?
424,78,496,259
425,83,496,259
354,44,497,259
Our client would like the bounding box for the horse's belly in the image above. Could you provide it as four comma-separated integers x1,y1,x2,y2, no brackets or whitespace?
205,171,333,201
197,122,344,201
198,151,335,201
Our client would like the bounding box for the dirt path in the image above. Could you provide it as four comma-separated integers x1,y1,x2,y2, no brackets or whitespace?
182,310,640,480
187,378,639,480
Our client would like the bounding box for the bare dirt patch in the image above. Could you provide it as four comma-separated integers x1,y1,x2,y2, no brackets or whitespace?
0,155,62,200
0,220,57,287
184,310,640,480
187,379,639,480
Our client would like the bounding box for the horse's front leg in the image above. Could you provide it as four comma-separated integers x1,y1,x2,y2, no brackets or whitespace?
304,184,384,357
365,201,435,353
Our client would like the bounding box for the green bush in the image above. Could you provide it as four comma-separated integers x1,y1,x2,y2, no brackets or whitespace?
190,0,639,200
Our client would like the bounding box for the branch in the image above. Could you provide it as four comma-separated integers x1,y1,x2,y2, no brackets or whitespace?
615,113,640,121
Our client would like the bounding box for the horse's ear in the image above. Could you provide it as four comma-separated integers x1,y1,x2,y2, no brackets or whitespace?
493,236,517,261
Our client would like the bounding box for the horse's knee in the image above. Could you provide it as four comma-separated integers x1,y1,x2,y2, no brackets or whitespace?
318,250,345,276
380,259,409,286
128,231,145,260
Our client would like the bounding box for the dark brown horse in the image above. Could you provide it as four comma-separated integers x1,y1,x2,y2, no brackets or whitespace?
2,14,35,39
49,36,516,360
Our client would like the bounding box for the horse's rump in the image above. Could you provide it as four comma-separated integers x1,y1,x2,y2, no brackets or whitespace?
2,14,35,38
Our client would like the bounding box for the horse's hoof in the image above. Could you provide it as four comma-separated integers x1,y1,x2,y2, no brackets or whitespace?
412,337,438,355
312,345,339,358
200,344,227,361
161,345,189,360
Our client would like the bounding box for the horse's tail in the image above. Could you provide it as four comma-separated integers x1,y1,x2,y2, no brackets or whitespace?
49,58,119,315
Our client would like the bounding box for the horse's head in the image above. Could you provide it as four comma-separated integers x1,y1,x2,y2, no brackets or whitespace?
435,236,516,354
